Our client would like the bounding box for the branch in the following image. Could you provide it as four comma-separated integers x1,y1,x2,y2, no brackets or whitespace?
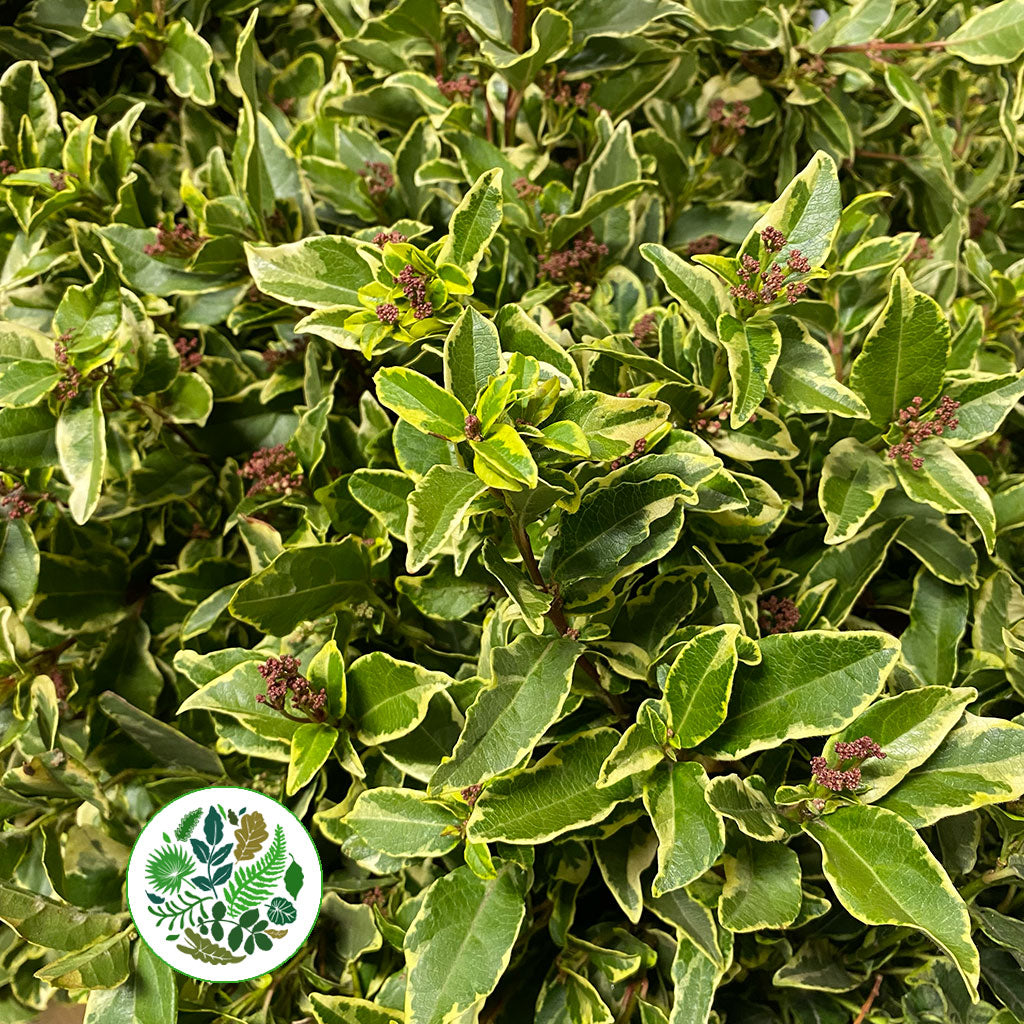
823,39,947,54
498,496,628,718
853,974,883,1024
503,0,528,145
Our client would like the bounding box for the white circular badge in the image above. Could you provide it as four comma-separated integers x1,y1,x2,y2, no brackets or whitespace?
126,786,322,982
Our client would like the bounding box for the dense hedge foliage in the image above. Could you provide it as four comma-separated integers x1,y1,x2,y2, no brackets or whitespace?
3,0,1024,1022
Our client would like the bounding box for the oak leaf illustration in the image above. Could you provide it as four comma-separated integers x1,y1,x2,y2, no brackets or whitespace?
233,811,268,861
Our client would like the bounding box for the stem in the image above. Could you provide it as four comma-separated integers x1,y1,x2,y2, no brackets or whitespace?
824,39,947,54
496,493,628,718
855,149,909,163
503,0,528,145
852,974,883,1024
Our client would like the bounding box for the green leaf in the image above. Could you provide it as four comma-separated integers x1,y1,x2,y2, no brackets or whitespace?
347,651,453,744
53,264,121,353
478,540,550,623
56,386,106,525
705,774,794,841
0,322,60,407
598,699,670,789
718,838,802,932
536,968,613,1024
98,691,225,775
594,822,659,924
900,570,969,686
804,803,979,996
640,243,732,343
739,151,841,271
443,306,501,408
0,516,39,613
770,317,868,417
703,630,899,760
286,722,338,796
405,865,525,1024
308,638,346,720
245,237,377,309
545,477,687,603
822,685,975,803
947,0,1024,64
944,371,1024,446
349,469,414,538
430,634,579,793
480,9,572,93
468,728,634,843
0,882,126,950
228,539,369,635
436,168,503,281
0,405,58,466
878,714,1024,826
643,761,725,897
405,465,486,572
34,928,131,990
345,787,462,858
310,994,404,1024
819,438,896,544
893,438,996,552
662,624,740,748
717,314,781,427
376,366,469,441
471,424,539,491
848,269,951,426
154,20,215,105
667,933,728,1024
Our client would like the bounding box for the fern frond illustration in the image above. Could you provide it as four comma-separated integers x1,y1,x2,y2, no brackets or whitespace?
175,808,203,841
222,824,286,916
146,844,196,895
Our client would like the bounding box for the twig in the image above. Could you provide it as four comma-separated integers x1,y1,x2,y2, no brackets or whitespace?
853,974,883,1024
503,0,528,145
854,149,909,163
497,495,628,718
824,40,947,54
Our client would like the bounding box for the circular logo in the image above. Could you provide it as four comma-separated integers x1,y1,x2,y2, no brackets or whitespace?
126,786,322,982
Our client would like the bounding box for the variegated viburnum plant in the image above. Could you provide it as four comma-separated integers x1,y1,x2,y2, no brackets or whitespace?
3,1,1024,1023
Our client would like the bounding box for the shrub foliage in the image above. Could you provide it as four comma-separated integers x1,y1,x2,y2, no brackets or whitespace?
2,1,1024,1022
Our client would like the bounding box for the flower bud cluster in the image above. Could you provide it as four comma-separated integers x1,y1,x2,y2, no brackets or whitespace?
810,735,886,792
376,302,401,325
256,655,327,722
686,235,720,256
361,161,394,198
691,401,731,435
632,313,658,346
709,99,748,134
373,230,407,247
175,336,202,371
545,71,593,109
538,231,608,283
394,265,433,319
758,594,800,634
730,231,810,306
1,484,34,520
54,340,82,401
436,75,478,100
144,222,204,258
238,445,304,496
513,177,542,200
887,395,960,470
